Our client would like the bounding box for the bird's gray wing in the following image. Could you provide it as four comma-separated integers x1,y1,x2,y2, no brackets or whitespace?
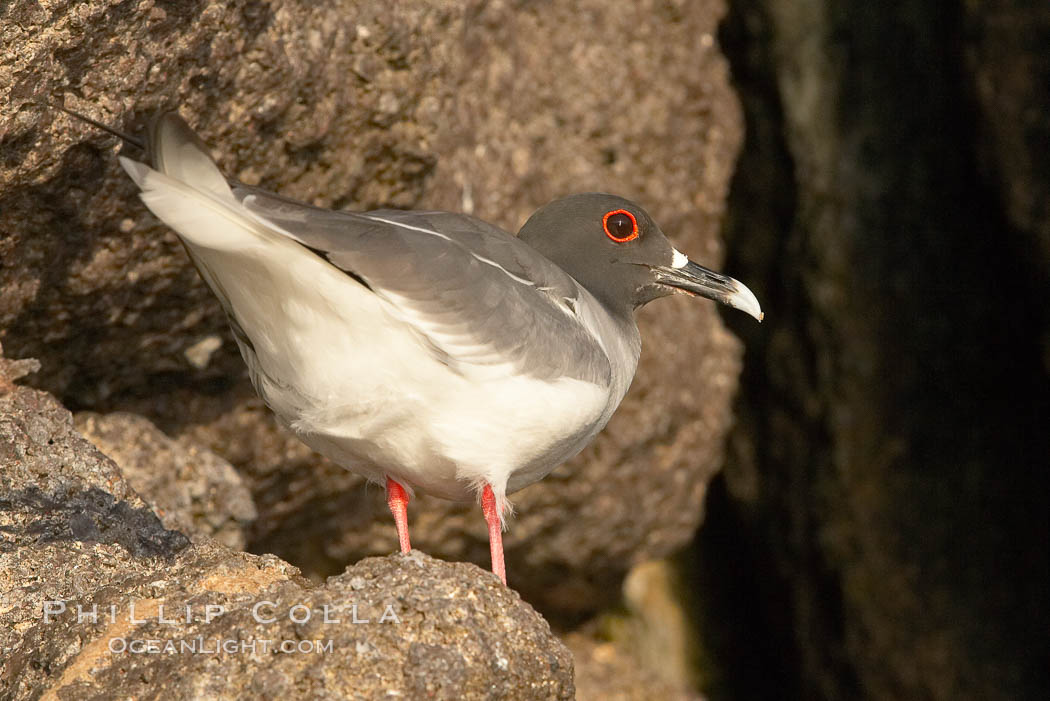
232,185,611,384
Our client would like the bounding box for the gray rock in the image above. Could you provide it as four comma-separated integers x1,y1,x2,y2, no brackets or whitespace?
0,348,191,658
7,549,573,701
75,411,257,549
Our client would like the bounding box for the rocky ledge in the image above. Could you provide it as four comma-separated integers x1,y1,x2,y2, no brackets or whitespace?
0,346,573,700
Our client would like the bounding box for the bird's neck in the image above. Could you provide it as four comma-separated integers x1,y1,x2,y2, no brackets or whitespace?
603,305,643,408
588,295,642,384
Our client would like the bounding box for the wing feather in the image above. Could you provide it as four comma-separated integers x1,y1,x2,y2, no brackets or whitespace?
232,185,612,384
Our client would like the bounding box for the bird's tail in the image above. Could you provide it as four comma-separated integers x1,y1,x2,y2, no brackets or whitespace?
57,105,232,200
114,114,265,252
58,107,275,254
141,113,233,201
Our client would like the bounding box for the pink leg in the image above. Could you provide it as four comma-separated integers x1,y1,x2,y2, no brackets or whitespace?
386,477,411,554
481,484,506,585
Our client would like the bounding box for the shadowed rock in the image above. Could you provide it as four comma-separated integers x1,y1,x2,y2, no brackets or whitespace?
75,411,257,549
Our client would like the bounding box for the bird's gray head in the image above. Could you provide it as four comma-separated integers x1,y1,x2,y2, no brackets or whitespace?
518,193,763,321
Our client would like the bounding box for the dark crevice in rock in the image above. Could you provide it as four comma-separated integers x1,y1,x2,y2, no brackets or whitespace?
714,0,1050,699
690,474,800,700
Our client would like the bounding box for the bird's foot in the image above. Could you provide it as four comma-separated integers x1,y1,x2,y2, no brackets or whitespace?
481,484,506,585
385,477,411,554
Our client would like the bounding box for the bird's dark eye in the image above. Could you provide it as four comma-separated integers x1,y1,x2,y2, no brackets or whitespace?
602,209,639,243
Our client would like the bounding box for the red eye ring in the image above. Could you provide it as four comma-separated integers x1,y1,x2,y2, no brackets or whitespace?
602,209,639,243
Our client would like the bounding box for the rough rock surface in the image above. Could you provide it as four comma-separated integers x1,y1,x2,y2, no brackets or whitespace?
0,353,574,699
0,0,745,618
1,347,194,659
7,550,574,701
709,1,1050,700
74,411,257,548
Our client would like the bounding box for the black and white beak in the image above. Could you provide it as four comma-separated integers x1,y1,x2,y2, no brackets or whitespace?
651,249,764,321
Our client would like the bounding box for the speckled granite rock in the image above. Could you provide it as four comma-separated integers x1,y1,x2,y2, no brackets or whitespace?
0,344,193,659
0,0,745,620
75,411,257,549
6,550,573,701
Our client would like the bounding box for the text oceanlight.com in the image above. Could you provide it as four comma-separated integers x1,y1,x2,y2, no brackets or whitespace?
108,637,334,655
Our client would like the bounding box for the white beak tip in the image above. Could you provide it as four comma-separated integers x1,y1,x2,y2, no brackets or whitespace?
728,281,764,322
